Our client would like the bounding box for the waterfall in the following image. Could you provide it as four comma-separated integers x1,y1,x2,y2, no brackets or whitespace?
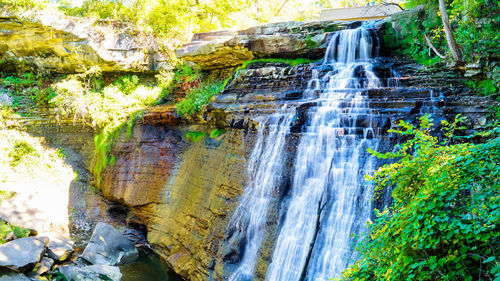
265,26,384,281
228,107,295,281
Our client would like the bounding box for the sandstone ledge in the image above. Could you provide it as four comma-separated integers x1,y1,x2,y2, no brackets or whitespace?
176,21,349,70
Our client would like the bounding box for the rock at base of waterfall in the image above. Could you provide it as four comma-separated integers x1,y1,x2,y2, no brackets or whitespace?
28,257,54,277
0,236,48,272
58,264,122,281
81,222,138,266
0,268,31,281
47,236,75,262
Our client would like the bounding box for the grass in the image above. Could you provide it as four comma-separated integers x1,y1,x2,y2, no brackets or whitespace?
0,128,74,184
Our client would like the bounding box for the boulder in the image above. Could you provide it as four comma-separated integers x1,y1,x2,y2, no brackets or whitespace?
47,236,75,262
81,222,138,266
58,264,122,281
0,93,12,107
0,236,48,272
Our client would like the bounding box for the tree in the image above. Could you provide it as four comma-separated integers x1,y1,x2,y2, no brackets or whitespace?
437,0,464,65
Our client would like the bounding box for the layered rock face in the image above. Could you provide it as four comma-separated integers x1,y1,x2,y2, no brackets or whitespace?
20,14,488,281
101,61,495,281
0,9,167,73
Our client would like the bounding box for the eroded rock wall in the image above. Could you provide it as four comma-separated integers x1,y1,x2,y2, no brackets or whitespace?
0,9,168,73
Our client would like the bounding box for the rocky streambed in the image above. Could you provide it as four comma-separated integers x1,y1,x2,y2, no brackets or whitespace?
0,222,178,281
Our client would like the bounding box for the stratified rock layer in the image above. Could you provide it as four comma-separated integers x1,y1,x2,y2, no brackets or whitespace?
176,21,347,70
100,55,496,281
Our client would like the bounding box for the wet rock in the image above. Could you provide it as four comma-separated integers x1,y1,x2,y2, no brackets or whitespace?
58,264,122,281
47,236,75,262
0,236,48,272
81,222,138,266
29,257,54,276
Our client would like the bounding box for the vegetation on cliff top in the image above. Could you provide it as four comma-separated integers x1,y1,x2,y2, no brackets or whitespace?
343,116,500,280
386,0,499,96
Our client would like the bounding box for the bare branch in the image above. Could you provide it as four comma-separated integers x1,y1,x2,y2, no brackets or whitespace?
380,1,405,11
424,34,446,59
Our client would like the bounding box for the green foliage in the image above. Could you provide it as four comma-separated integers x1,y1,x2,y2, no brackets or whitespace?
343,115,500,280
184,131,206,143
155,62,201,105
93,110,143,187
0,220,30,244
176,80,224,116
467,79,498,96
305,35,319,49
0,72,56,106
115,74,140,94
0,190,16,203
52,67,160,130
392,0,499,66
55,0,323,46
173,63,201,85
210,128,225,138
0,0,47,10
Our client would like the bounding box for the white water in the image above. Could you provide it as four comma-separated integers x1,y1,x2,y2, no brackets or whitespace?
266,26,383,281
228,107,295,281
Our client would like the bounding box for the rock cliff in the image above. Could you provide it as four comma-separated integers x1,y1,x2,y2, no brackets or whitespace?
101,56,496,281
1,10,496,281
0,8,168,73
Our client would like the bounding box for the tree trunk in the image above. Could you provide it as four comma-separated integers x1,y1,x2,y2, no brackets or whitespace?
438,0,464,65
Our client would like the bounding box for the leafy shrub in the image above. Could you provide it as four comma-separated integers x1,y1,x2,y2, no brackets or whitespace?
466,79,498,96
52,68,160,130
343,116,500,280
176,81,224,116
115,75,140,94
0,72,56,106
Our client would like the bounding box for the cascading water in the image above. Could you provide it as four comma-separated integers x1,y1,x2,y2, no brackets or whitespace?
265,25,384,281
227,107,295,281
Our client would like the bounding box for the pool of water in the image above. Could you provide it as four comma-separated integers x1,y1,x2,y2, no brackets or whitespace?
120,250,180,281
